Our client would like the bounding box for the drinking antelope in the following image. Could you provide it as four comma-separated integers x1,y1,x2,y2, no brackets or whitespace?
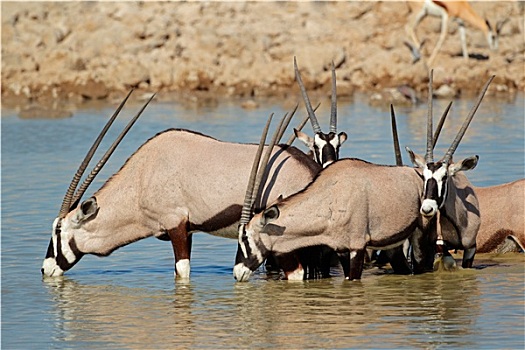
42,59,347,279
405,72,494,270
407,0,506,65
233,98,445,282
41,104,321,278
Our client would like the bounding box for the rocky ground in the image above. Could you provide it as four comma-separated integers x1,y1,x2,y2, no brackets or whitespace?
2,1,524,114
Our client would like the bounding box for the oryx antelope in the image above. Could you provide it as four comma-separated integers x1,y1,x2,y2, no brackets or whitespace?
475,179,525,253
233,151,433,281
41,68,349,280
41,101,323,278
407,0,507,65
405,72,495,269
233,103,439,281
293,57,347,168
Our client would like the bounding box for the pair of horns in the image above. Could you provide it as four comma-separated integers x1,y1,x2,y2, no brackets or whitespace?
391,99,451,166
294,57,338,134
58,90,156,218
423,70,494,165
239,111,292,228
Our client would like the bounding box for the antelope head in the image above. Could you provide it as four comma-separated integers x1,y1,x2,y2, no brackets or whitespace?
406,71,494,218
293,57,347,168
42,91,154,277
485,17,509,51
234,112,288,282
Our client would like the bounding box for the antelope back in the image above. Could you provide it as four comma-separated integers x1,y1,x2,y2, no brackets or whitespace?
44,127,320,277
240,159,424,269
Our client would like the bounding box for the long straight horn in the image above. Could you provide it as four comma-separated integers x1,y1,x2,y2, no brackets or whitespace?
70,93,156,210
276,104,298,144
240,114,273,226
252,112,288,211
425,69,434,163
294,57,321,133
329,61,337,133
58,89,134,218
443,75,494,164
390,104,403,166
285,102,321,146
432,101,453,150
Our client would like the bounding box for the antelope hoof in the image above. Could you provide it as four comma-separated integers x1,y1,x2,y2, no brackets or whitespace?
175,259,191,279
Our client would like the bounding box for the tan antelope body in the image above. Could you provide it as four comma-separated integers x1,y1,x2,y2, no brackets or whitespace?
234,157,432,281
42,127,320,278
475,179,525,253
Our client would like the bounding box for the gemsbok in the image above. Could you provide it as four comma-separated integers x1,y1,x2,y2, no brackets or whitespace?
405,72,495,270
407,0,507,65
474,179,525,253
292,57,347,168
424,92,523,256
41,97,320,279
42,60,348,280
233,100,449,281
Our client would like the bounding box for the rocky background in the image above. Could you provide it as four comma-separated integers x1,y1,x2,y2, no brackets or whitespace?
2,1,524,112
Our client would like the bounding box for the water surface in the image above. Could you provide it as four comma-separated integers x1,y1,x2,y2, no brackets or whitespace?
2,93,524,348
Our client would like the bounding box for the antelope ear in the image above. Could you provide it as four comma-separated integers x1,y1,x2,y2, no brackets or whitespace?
338,132,348,145
72,197,99,225
261,206,280,226
405,147,426,169
449,155,479,175
294,129,314,149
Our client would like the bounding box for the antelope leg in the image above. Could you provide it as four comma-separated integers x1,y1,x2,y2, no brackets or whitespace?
383,245,412,275
338,250,351,278
347,249,366,281
276,253,305,281
297,246,333,280
462,246,476,268
167,220,192,279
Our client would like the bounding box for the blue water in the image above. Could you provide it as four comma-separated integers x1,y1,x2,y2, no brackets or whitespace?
2,92,524,348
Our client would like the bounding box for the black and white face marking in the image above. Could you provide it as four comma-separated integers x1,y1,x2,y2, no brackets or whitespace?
420,162,449,217
312,132,347,168
41,217,83,277
234,224,265,282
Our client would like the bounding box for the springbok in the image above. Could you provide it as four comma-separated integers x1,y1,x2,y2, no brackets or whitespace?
407,0,507,65
405,72,494,270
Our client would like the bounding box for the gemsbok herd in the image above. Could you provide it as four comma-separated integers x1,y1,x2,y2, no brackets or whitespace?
42,59,523,283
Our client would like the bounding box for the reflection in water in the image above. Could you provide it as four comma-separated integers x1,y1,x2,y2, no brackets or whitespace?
3,94,523,349
42,261,524,349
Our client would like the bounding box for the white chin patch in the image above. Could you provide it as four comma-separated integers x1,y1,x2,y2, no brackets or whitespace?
42,258,64,277
420,199,438,217
285,267,305,281
175,259,191,279
233,263,252,282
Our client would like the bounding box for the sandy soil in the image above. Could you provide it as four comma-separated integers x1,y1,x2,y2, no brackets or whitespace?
2,1,523,112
